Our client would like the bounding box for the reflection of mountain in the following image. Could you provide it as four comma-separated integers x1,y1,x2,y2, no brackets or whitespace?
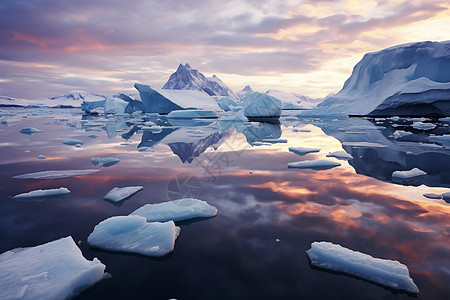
319,118,450,188
138,127,178,148
168,131,230,163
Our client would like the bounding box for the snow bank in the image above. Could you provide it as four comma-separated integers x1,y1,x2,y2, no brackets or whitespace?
392,168,427,179
315,41,450,116
12,187,70,199
13,169,100,179
91,157,120,167
288,160,341,170
103,186,143,203
243,92,281,117
289,147,321,156
130,198,218,222
306,241,419,294
0,236,106,300
87,216,180,257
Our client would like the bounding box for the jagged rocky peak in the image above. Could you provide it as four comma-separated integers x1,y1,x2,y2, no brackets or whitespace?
162,63,240,101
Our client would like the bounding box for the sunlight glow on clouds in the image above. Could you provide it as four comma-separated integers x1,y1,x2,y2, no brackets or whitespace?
0,0,448,99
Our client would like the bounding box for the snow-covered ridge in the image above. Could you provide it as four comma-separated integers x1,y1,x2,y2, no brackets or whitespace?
163,63,240,101
316,40,450,116
265,89,321,109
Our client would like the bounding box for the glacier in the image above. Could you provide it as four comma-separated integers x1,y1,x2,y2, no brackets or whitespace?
12,187,70,199
314,41,450,116
130,198,218,222
0,236,106,300
103,186,143,203
306,241,419,294
134,83,220,114
87,216,180,257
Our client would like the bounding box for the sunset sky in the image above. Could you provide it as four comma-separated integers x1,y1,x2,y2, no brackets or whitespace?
0,0,449,100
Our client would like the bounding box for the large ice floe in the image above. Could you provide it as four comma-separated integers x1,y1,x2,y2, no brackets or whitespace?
306,241,419,294
12,187,70,200
167,109,218,119
19,127,43,135
242,92,282,118
91,157,120,167
87,215,180,257
312,41,450,116
13,169,100,179
289,146,321,156
0,236,106,300
134,83,220,114
130,198,218,222
103,186,143,203
288,160,341,170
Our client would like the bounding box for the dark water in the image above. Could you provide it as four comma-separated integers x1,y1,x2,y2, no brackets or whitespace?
0,108,449,300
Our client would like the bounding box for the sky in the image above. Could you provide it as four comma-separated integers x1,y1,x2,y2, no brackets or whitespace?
0,0,449,100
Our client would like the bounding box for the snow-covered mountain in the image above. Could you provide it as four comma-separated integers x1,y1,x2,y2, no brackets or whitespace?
162,63,239,101
265,89,322,109
316,41,450,116
1,91,106,108
237,85,254,100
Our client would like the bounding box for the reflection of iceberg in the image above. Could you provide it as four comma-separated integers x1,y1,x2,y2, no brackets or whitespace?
240,122,282,145
319,118,450,187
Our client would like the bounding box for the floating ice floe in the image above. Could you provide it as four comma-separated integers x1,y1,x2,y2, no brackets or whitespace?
62,139,83,146
342,142,388,148
87,215,180,257
167,109,218,119
19,127,43,135
38,155,46,159
142,125,162,133
392,130,412,138
392,168,427,179
130,198,218,222
243,92,281,118
12,187,70,199
13,169,100,179
306,241,419,294
326,151,353,160
423,193,442,199
442,192,450,203
103,186,143,203
0,236,106,300
91,157,120,167
289,147,321,156
288,160,341,170
411,122,437,131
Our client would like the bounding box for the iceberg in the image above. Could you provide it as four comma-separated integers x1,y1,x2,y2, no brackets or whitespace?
19,127,43,135
326,151,354,160
315,41,450,116
62,139,83,146
134,83,220,114
103,186,143,203
0,236,106,300
288,160,341,170
12,187,70,199
243,92,282,118
104,96,128,114
87,216,180,257
423,193,442,199
91,157,120,167
217,97,239,111
392,168,427,179
13,169,100,179
167,109,218,119
289,147,321,156
441,192,450,203
130,198,218,222
306,241,419,294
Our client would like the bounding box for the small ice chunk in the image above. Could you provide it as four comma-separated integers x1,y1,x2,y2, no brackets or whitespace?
0,236,106,300
62,139,83,146
288,160,341,170
442,192,450,203
103,186,143,203
411,122,436,130
249,170,254,174
13,169,100,179
423,193,442,199
392,168,427,179
12,187,70,199
306,241,419,294
275,238,281,243
130,198,218,222
38,155,46,159
87,216,180,257
91,157,120,167
326,151,353,160
289,147,321,156
19,127,43,135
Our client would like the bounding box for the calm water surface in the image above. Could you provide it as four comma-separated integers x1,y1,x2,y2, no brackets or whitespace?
0,108,449,300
